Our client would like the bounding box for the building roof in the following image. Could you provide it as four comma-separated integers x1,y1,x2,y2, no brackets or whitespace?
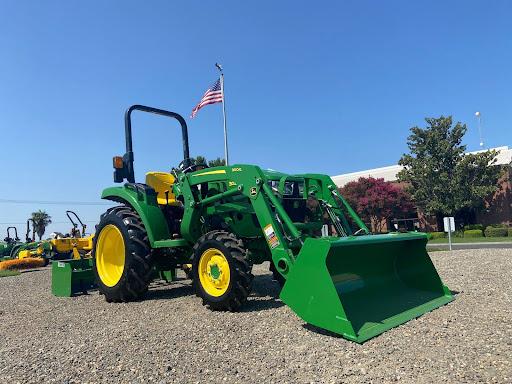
332,146,512,187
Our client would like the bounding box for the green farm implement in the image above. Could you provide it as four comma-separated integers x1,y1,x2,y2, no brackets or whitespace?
0,227,21,260
84,105,453,343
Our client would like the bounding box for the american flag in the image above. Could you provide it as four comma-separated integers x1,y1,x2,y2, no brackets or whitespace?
190,78,223,118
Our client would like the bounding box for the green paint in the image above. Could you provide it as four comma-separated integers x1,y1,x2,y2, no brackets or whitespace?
51,259,96,297
210,264,220,279
159,269,176,283
153,239,189,248
98,162,453,342
102,186,170,246
280,233,453,343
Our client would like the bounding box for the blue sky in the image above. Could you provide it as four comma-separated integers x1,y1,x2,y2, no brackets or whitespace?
0,0,511,236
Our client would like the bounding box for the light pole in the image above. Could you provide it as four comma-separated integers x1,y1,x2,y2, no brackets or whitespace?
474,111,484,148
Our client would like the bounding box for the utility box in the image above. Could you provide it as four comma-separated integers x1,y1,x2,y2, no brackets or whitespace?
51,259,96,297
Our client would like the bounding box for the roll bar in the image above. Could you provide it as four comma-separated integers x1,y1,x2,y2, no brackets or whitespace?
6,227,19,241
120,105,191,183
66,210,86,237
26,219,35,242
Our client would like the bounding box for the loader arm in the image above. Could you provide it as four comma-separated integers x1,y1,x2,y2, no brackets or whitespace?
175,164,366,280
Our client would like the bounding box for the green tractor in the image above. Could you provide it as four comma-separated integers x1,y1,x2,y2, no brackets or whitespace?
0,227,21,260
92,105,453,343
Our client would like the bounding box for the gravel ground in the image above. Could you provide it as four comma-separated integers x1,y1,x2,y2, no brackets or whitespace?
0,249,510,384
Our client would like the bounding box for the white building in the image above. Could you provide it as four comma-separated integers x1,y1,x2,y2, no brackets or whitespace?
332,146,512,187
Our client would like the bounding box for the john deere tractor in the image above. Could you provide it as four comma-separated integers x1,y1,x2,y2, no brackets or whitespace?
0,227,21,260
92,105,453,343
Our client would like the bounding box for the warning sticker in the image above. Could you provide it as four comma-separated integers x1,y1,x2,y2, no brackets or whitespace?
263,224,280,249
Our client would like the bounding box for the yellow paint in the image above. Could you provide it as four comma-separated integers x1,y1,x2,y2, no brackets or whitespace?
145,172,178,205
50,234,94,259
95,224,125,287
18,250,32,260
191,170,226,177
198,248,230,297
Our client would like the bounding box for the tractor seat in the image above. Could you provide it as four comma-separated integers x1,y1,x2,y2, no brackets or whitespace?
145,172,179,205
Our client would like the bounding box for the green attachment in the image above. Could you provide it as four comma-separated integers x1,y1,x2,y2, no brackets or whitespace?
51,259,96,297
158,269,177,283
280,233,453,343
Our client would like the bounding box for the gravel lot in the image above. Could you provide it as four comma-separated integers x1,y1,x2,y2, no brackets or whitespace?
0,249,510,384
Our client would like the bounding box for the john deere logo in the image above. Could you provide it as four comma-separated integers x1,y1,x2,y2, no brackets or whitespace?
250,187,257,196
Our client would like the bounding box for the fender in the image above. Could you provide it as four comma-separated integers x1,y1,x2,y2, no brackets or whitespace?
101,185,170,246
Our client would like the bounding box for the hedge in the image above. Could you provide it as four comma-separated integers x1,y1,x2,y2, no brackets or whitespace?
508,228,512,237
486,224,508,229
484,227,508,237
464,229,483,238
464,224,484,231
429,231,446,239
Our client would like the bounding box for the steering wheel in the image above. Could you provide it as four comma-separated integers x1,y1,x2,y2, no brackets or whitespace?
353,228,368,236
178,158,208,174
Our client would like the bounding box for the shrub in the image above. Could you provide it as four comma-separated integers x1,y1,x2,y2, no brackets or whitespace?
508,228,512,237
486,224,507,229
464,224,484,231
484,227,508,237
453,230,464,238
464,229,483,238
429,231,446,239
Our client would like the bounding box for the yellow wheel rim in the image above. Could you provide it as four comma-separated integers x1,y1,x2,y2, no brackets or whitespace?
198,248,230,297
96,224,125,287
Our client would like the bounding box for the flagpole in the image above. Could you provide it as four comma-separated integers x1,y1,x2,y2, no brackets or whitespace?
216,63,229,165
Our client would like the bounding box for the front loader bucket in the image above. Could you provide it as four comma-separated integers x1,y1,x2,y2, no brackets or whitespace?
280,233,453,343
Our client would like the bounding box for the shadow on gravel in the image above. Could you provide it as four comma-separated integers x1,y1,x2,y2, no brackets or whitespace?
302,324,342,339
145,283,195,301
242,274,285,312
20,269,45,274
243,297,284,312
143,273,285,311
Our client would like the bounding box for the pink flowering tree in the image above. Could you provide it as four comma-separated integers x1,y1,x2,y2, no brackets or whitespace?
339,177,415,232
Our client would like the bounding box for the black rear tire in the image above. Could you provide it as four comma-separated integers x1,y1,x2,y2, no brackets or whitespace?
192,231,253,311
93,205,154,302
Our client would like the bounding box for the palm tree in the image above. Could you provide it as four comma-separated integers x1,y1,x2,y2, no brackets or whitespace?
31,210,52,240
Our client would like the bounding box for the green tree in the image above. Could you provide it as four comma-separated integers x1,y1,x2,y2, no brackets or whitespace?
397,116,501,227
194,156,207,165
31,210,52,240
193,156,226,167
207,157,226,167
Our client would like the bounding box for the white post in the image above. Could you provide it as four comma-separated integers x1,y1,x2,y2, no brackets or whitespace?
447,225,452,251
444,216,454,251
216,63,229,165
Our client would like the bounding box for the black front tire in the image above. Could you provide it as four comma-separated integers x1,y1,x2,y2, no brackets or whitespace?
93,205,154,302
192,231,253,311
